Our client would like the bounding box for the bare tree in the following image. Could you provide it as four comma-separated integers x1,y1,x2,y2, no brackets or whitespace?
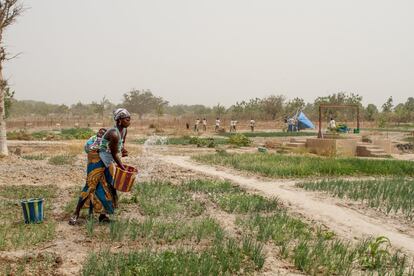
0,0,23,156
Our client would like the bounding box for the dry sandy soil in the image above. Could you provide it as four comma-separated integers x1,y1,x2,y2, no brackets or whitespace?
0,141,301,275
1,138,414,275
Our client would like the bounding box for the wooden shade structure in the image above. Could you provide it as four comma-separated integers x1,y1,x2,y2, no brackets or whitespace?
318,104,360,138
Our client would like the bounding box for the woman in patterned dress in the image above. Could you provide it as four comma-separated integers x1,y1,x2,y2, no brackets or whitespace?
69,109,130,225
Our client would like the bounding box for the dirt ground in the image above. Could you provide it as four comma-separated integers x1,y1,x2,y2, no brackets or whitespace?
1,137,414,275
0,141,301,275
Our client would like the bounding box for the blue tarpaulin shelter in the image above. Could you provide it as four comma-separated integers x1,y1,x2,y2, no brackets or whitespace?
297,112,315,129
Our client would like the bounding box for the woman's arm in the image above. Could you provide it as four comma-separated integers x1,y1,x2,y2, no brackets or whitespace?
121,129,128,157
107,130,125,170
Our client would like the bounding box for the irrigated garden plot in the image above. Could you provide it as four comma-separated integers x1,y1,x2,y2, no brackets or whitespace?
2,138,414,275
218,131,317,138
82,179,414,275
297,178,414,220
194,152,414,178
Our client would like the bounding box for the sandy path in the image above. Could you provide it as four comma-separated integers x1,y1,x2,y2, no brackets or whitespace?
160,155,414,257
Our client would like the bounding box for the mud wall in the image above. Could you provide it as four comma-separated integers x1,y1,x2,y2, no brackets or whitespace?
306,138,357,157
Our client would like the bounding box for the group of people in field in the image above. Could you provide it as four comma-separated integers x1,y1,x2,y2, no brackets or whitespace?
190,118,256,133
69,108,131,225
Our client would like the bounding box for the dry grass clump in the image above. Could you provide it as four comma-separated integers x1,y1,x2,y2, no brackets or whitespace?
124,144,142,156
67,141,84,155
0,252,60,276
22,154,47,160
48,154,76,166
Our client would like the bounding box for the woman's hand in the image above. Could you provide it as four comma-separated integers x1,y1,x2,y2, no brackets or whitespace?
117,163,126,171
121,148,128,157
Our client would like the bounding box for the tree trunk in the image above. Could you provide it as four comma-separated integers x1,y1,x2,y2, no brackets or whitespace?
0,67,8,156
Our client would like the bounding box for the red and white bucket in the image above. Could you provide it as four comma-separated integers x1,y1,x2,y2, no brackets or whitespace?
113,165,138,192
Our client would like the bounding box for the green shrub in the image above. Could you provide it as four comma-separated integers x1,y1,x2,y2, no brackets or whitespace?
7,128,95,140
228,134,251,147
60,128,95,139
188,136,200,145
31,130,53,140
188,137,219,148
168,136,227,147
22,154,46,160
6,130,32,140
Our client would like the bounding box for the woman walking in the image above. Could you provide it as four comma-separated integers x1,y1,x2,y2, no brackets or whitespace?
69,108,131,225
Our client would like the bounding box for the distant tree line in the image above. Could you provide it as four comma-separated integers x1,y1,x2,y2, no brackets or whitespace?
6,89,414,126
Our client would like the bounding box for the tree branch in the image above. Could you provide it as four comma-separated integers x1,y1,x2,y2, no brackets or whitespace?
0,0,23,29
5,50,20,60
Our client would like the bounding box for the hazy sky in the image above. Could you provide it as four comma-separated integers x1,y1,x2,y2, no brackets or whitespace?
4,0,414,107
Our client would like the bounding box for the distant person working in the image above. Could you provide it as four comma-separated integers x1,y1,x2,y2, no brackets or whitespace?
230,120,237,132
202,118,207,131
194,118,200,132
250,119,255,132
215,118,221,132
287,117,296,132
328,117,336,131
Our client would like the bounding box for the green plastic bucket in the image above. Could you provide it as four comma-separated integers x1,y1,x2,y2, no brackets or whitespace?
21,198,44,224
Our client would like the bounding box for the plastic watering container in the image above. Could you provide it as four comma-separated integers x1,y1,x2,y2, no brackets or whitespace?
113,165,138,192
21,198,44,224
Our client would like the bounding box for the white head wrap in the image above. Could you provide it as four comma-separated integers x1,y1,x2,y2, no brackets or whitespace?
113,108,131,121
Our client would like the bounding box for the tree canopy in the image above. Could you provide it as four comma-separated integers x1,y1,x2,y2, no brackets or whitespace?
122,89,168,119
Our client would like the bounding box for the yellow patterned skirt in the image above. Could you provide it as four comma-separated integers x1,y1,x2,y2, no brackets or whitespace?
79,151,117,214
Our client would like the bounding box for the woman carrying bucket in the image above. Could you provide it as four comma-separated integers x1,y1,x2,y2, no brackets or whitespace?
69,108,131,225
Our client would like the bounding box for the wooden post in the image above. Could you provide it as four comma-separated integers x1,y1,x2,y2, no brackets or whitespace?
356,107,360,129
318,105,322,138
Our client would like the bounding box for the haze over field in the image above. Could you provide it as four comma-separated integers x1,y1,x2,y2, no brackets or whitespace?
4,0,414,107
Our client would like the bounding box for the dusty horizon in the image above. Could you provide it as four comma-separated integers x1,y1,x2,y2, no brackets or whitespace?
4,0,414,108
